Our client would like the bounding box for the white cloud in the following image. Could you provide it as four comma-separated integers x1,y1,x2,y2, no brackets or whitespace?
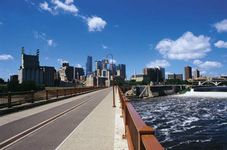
75,64,82,68
102,44,108,49
87,16,107,32
47,39,56,47
38,1,107,32
52,0,78,15
65,0,74,5
0,54,14,61
214,40,227,48
108,59,117,64
146,59,170,68
214,19,227,33
39,0,78,16
34,31,56,47
193,60,222,70
57,58,68,64
33,31,46,40
40,1,53,14
156,32,211,60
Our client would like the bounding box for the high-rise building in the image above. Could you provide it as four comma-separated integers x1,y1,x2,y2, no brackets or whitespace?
18,47,43,85
95,60,102,70
144,67,164,83
184,66,192,80
74,67,85,80
168,73,183,80
42,66,56,86
116,64,126,80
157,66,165,81
193,69,200,79
109,63,116,76
59,63,74,82
102,59,108,70
86,56,92,76
18,47,55,86
10,75,19,83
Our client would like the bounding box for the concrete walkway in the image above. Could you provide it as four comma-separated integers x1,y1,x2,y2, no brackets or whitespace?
56,89,128,150
0,90,104,126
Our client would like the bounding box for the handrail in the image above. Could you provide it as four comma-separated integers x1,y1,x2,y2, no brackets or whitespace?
0,91,35,96
118,86,164,150
141,135,163,150
126,103,154,133
0,87,105,108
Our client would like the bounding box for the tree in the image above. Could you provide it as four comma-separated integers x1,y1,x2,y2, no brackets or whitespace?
7,80,19,92
114,76,125,86
0,78,5,84
20,80,38,91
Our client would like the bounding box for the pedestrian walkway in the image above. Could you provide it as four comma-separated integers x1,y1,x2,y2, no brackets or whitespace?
56,89,128,150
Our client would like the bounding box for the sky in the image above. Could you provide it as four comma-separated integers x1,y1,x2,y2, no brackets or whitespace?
0,0,227,80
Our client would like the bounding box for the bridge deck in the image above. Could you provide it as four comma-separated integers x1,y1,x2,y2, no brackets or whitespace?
0,88,127,150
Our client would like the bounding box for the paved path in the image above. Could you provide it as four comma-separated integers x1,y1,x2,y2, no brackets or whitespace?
0,87,128,150
0,88,110,150
57,87,128,150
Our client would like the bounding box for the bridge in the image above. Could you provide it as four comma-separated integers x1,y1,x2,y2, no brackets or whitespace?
192,77,227,86
0,87,163,150
198,81,222,86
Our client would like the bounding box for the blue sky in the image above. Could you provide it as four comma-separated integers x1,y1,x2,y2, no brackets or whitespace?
0,0,227,80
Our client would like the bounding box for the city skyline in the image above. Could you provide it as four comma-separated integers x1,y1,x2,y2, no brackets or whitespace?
1,0,227,80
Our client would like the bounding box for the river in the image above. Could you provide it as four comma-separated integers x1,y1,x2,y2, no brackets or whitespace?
131,92,227,150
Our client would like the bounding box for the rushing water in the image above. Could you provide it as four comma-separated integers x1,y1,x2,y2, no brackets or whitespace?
131,95,227,150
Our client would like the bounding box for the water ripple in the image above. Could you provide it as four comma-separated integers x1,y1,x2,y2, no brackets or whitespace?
131,96,227,150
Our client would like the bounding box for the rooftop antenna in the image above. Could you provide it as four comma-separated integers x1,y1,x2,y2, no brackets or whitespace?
134,68,136,77
21,47,25,54
36,49,40,56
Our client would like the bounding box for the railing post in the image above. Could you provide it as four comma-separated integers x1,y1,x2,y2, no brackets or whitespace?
46,90,48,100
64,89,66,96
8,92,12,108
56,89,59,98
31,90,34,103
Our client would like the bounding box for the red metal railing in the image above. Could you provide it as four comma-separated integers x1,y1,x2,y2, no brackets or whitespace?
0,87,103,109
118,87,164,150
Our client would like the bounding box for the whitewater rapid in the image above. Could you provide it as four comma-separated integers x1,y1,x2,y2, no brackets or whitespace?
131,95,227,150
178,89,227,98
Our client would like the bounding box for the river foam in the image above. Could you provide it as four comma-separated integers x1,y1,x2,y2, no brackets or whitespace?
178,89,227,98
131,95,227,150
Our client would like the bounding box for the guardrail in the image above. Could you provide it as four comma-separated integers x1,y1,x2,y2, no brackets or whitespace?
0,87,103,109
118,87,164,150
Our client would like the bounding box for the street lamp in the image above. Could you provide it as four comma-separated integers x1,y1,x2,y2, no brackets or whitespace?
106,53,116,107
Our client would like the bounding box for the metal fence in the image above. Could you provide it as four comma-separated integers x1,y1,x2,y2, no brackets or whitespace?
118,87,164,150
0,87,103,109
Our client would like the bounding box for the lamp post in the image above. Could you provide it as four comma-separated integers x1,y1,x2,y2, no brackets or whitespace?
106,53,116,107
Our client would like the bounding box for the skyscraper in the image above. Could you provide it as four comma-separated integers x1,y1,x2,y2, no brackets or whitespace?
74,67,85,80
157,66,165,81
184,66,192,80
116,64,126,80
18,47,55,86
59,63,74,82
193,69,200,79
144,67,164,83
95,60,102,70
86,56,92,76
